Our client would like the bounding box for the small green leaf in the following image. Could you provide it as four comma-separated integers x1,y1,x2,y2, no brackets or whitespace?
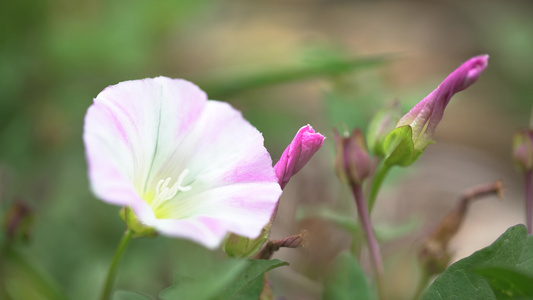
113,291,153,300
422,224,533,300
382,126,415,167
323,252,373,300
474,266,533,299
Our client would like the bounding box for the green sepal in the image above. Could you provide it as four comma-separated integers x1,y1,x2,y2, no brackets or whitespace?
119,207,157,238
382,126,415,167
224,223,271,258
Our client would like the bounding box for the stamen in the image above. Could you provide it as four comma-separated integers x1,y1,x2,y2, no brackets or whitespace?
150,169,192,208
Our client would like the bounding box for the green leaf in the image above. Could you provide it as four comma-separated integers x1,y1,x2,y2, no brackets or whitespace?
323,252,373,300
160,259,288,300
113,290,153,300
422,224,533,300
217,259,288,300
474,266,533,299
202,56,387,98
382,126,415,167
160,259,247,300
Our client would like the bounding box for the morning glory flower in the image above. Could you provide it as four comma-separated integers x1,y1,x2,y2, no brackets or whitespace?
84,77,282,249
396,55,489,151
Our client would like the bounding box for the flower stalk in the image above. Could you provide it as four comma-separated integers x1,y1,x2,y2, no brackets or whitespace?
334,127,384,298
101,229,133,300
351,184,385,299
368,162,392,213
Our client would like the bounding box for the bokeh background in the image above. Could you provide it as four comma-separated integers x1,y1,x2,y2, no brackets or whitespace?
1,0,533,299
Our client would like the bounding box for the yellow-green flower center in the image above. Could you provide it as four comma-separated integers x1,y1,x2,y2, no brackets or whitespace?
150,169,192,211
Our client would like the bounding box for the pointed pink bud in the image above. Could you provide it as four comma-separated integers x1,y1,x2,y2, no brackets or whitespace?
396,55,489,151
274,125,325,189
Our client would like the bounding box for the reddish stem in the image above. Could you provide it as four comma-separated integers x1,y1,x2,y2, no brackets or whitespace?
351,184,384,298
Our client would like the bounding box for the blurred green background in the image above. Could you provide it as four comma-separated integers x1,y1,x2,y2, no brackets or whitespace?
1,0,533,299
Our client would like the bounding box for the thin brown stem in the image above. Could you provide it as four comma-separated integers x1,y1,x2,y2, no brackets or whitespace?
253,231,306,260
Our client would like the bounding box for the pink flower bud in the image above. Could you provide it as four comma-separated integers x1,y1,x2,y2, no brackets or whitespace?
274,125,325,189
333,128,371,186
396,55,489,151
513,129,533,172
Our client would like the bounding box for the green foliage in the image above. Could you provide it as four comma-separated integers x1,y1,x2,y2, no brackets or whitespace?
203,56,387,98
1,247,67,300
323,252,373,300
422,225,533,300
475,266,533,299
160,259,288,300
113,290,153,300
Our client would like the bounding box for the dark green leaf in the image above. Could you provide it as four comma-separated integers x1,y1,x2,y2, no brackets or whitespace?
475,266,533,299
422,225,533,300
323,252,373,300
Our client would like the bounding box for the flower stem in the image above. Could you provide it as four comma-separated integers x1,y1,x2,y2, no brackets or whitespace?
526,171,533,234
351,184,385,299
101,229,133,300
368,163,391,214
